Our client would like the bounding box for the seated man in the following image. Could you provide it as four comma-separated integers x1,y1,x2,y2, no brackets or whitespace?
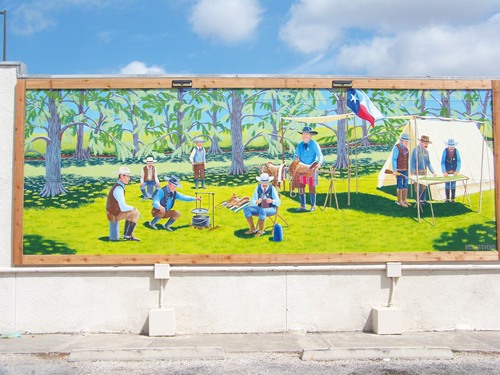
148,175,201,231
242,173,281,237
106,166,140,241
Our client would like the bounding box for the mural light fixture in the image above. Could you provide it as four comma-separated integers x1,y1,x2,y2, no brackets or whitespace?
332,80,353,88
171,80,193,88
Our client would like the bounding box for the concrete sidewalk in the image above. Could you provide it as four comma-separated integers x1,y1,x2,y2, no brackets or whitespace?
1,331,500,361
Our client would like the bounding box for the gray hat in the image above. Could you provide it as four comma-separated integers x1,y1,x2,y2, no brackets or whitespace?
399,133,410,141
165,175,182,188
192,137,206,143
445,138,458,147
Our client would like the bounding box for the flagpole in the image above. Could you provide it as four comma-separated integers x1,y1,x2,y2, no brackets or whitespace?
355,117,358,193
347,115,351,207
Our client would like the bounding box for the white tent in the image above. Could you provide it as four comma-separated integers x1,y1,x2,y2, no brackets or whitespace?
377,117,495,201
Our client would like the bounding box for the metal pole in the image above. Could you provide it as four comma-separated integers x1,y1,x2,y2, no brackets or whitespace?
0,11,5,61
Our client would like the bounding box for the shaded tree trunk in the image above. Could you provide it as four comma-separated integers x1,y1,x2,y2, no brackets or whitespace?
228,91,247,175
40,94,67,197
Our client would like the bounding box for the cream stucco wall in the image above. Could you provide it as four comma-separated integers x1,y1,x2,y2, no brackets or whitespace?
1,64,499,335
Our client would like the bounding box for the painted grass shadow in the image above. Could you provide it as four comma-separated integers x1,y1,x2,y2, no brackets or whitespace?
433,221,497,251
24,175,113,209
317,191,473,219
23,234,77,255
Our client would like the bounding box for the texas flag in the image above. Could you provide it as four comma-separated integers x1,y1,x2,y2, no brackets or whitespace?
346,89,383,127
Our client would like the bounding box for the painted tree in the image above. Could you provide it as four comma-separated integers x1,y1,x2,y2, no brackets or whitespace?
25,89,134,197
25,91,68,197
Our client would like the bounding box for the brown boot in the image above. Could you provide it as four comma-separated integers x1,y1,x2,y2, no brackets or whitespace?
244,217,256,234
401,189,409,208
254,219,265,237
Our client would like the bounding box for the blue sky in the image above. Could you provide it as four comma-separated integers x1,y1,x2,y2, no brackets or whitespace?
1,0,500,76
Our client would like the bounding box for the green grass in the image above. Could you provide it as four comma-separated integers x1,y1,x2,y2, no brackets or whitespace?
22,153,497,255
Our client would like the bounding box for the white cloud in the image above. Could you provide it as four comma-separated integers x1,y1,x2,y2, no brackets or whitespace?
119,61,166,75
334,14,500,76
188,0,263,43
11,0,137,36
12,3,57,36
281,0,500,76
280,0,500,55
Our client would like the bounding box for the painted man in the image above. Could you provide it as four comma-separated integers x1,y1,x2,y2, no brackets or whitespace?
189,137,207,189
147,175,201,231
293,126,324,212
410,134,437,204
391,133,410,208
140,156,161,200
441,138,462,203
106,166,140,241
243,173,281,237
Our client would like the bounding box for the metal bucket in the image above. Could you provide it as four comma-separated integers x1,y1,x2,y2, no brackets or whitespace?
192,214,210,227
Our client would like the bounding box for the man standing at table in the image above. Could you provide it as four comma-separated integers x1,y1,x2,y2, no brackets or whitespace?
411,134,437,205
441,138,462,203
392,133,410,208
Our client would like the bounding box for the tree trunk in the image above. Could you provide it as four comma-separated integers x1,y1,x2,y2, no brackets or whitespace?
335,92,349,169
228,91,247,175
74,90,90,160
441,90,452,117
74,123,89,159
40,94,67,197
360,120,371,146
208,135,223,154
419,90,427,115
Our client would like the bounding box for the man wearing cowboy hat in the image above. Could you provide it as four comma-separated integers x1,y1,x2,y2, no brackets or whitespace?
242,172,281,237
140,156,161,200
106,166,141,241
411,134,437,204
293,126,324,212
189,137,207,189
147,175,201,231
392,133,410,207
441,138,462,203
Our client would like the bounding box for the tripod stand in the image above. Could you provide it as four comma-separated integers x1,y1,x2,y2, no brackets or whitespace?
322,166,339,211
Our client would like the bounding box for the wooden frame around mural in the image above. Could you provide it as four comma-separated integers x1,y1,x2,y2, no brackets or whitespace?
13,77,500,265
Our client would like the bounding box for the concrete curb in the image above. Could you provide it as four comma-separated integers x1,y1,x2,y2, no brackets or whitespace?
68,347,225,362
300,346,454,361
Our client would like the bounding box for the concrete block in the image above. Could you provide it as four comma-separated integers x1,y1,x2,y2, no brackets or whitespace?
149,308,175,336
386,262,402,278
109,221,120,241
154,264,171,279
372,306,402,335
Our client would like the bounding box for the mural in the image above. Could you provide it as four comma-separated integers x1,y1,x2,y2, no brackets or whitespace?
22,87,497,257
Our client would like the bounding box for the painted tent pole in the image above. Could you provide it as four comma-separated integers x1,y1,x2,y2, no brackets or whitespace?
478,122,486,214
280,116,285,166
413,116,421,222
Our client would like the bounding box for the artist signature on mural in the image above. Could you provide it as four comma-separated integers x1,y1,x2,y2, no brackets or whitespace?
465,244,496,251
